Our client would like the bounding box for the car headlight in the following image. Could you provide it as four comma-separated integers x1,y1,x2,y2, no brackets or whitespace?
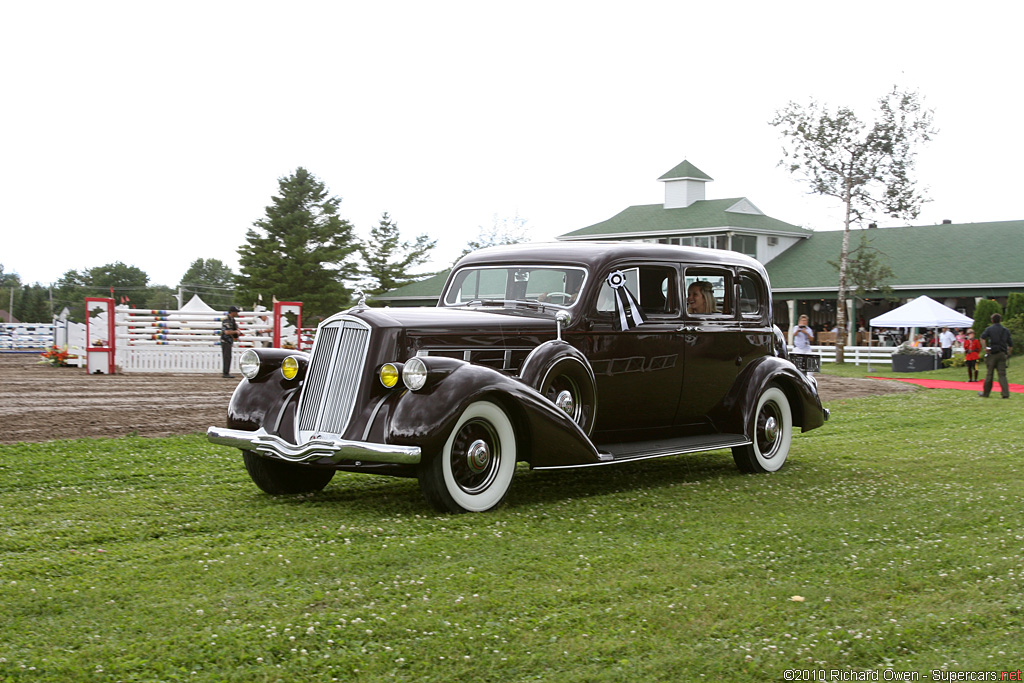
281,356,300,380
239,349,260,379
402,357,428,391
379,362,403,389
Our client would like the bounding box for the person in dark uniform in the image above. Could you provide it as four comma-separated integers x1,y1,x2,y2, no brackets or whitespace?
978,313,1013,398
220,306,241,378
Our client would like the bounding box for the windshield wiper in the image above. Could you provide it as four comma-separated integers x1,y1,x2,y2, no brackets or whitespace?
450,299,553,311
449,299,502,307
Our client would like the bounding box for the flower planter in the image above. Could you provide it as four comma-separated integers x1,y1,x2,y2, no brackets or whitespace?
891,353,938,373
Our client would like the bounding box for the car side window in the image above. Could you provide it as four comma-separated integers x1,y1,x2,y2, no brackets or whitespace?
684,270,731,317
596,265,678,316
738,273,763,316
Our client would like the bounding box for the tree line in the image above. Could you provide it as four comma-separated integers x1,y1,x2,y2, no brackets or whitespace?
2,167,529,324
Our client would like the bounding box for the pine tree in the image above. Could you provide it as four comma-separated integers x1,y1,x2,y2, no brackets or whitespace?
828,231,897,303
357,212,436,297
236,168,359,321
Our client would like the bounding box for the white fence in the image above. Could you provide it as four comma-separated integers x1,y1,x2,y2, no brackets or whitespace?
0,323,54,349
53,319,87,367
119,346,247,373
801,344,906,366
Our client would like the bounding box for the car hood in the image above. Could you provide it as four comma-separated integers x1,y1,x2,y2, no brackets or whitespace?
334,305,560,335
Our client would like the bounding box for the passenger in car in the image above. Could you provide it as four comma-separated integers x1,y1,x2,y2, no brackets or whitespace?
687,281,717,314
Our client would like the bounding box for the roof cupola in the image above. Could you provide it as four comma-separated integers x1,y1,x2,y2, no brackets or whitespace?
658,160,712,209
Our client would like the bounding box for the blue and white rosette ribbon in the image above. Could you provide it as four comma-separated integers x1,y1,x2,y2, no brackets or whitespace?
607,270,646,331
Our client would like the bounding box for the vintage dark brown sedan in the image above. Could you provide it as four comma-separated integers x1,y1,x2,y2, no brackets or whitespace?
208,242,828,513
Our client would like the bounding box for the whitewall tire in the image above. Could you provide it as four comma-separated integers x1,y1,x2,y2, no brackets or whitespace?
732,386,793,473
419,400,517,513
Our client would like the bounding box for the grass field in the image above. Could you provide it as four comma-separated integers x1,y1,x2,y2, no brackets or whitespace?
2,366,1022,682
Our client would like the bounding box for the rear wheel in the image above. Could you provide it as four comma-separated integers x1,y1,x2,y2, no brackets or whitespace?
732,386,792,473
243,451,335,494
419,400,517,513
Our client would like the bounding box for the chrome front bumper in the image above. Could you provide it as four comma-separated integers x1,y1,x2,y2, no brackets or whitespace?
206,426,422,465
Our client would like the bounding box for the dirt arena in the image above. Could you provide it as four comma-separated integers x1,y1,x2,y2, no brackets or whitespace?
0,352,238,444
0,352,915,444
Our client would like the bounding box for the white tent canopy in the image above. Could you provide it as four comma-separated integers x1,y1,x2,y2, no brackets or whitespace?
869,295,974,329
178,294,218,314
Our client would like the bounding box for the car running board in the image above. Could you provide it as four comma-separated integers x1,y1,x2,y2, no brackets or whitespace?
533,434,750,470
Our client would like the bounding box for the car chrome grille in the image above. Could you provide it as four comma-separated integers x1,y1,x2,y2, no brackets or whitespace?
297,317,370,438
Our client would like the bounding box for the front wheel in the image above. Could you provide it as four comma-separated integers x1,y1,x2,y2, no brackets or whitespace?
732,385,793,473
243,451,335,494
418,400,517,513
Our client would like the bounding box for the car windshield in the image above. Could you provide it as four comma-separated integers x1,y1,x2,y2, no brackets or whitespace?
444,266,587,308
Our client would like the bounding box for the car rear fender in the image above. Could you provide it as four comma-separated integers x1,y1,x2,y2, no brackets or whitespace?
717,356,827,434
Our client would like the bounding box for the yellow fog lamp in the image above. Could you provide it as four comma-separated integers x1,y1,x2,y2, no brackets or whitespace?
379,362,403,389
281,356,300,380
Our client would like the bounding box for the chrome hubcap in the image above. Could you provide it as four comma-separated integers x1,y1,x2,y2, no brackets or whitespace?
764,416,778,443
466,439,491,473
555,389,575,416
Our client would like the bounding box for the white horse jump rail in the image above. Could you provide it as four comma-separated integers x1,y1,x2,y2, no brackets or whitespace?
109,302,303,373
0,323,55,350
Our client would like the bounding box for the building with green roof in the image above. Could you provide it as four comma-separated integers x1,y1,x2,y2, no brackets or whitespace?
559,161,813,264
374,160,1024,340
765,220,1024,333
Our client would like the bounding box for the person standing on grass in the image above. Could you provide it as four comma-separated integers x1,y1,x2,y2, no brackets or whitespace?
963,328,982,383
220,306,241,379
978,313,1013,398
939,327,956,361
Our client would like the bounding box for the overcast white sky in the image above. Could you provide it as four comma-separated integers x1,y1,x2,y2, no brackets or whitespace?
3,1,1023,289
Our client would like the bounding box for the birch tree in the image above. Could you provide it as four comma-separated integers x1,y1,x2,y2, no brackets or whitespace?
771,87,935,362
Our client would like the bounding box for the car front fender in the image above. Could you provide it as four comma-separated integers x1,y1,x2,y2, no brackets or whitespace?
224,349,306,440
385,358,601,468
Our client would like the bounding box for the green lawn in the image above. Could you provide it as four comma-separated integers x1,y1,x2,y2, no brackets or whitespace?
819,352,1024,384
1,385,1022,681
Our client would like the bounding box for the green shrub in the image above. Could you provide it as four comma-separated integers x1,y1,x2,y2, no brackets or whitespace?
1005,291,1024,321
973,298,1003,337
1006,313,1024,356
942,352,966,368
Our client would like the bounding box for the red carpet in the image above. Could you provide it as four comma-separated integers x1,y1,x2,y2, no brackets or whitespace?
866,376,1024,393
